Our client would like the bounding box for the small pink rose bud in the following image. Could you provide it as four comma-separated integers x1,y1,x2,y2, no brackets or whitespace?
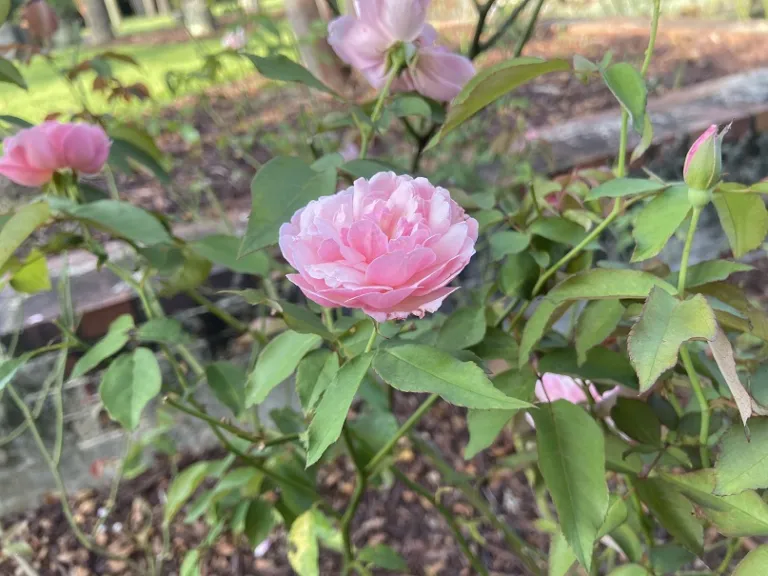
684,124,725,194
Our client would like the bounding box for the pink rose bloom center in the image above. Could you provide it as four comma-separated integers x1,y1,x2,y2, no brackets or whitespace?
279,172,478,321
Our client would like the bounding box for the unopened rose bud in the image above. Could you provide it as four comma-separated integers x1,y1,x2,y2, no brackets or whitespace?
684,125,727,203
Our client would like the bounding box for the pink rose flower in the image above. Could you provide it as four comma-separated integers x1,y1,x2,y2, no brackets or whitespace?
0,122,111,187
328,0,474,101
279,172,478,321
527,373,619,426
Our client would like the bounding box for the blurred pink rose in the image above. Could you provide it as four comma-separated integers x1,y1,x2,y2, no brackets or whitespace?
328,0,474,101
279,172,478,321
0,122,111,187
222,27,247,51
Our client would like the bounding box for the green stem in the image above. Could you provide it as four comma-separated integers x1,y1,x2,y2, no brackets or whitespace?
680,346,711,468
164,395,299,448
341,427,366,574
641,0,662,78
391,467,490,576
359,64,399,159
716,538,740,574
676,204,709,467
6,384,141,570
364,393,438,476
617,109,630,178
186,289,267,345
677,207,702,297
411,435,544,574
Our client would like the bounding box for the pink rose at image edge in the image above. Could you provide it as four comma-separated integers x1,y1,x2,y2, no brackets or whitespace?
327,0,474,101
278,171,478,321
0,122,111,187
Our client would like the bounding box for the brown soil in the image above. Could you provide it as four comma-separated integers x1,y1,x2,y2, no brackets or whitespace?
0,390,751,575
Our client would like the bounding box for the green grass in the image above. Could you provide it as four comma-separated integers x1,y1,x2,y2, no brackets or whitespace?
0,15,295,123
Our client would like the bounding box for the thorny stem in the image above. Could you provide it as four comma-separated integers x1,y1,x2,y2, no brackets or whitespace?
411,435,544,574
6,384,142,570
164,394,299,448
340,392,439,574
391,467,490,576
186,289,267,345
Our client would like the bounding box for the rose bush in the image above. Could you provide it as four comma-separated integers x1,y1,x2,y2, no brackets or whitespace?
3,0,768,575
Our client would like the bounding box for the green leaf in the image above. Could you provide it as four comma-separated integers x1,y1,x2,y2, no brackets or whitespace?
340,159,400,179
733,545,768,575
246,330,322,406
277,300,334,340
0,115,32,129
713,192,768,257
631,185,691,262
180,549,200,576
610,398,661,446
586,178,666,201
607,565,651,576
358,544,408,571
305,353,373,467
601,62,647,133
54,199,171,246
715,418,768,495
529,218,600,249
574,300,624,365
436,306,487,351
630,114,654,163
287,510,319,576
245,54,336,96
500,251,539,298
597,496,629,538
72,314,135,378
708,327,753,428
649,545,696,575
388,94,432,120
635,478,703,554
0,202,50,271
474,209,504,232
663,469,768,537
373,344,534,409
136,317,190,344
0,0,10,25
490,230,530,261
548,531,577,576
107,124,169,183
534,400,608,570
465,368,536,459
605,434,642,474
245,498,276,546
296,350,339,413
99,348,161,430
241,157,337,255
0,354,32,393
428,58,570,148
164,461,211,525
190,234,269,275
519,269,676,367
206,361,247,417
628,288,717,391
0,56,26,89
9,249,50,294
666,260,753,289
160,249,211,295
470,327,519,362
